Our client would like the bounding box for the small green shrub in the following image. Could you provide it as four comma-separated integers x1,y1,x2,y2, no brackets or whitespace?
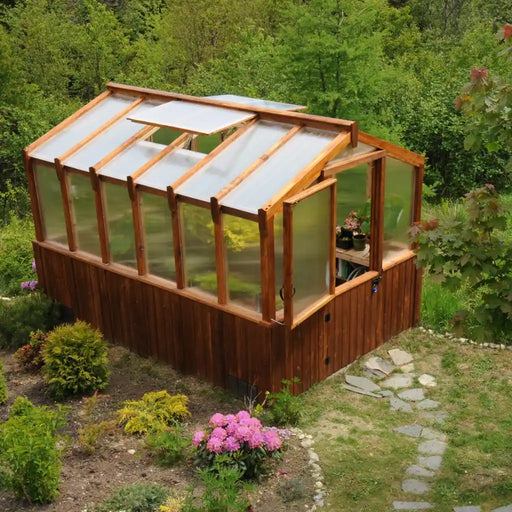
94,483,169,512
0,215,35,296
43,321,109,398
0,397,67,503
265,378,302,427
13,329,47,372
0,292,61,349
144,427,189,467
118,391,191,435
0,359,7,405
277,477,305,503
78,420,118,454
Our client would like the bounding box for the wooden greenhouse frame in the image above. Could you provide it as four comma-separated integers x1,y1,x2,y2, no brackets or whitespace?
25,83,424,397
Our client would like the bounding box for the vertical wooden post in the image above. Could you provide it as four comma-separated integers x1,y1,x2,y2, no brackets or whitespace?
128,176,146,276
259,210,276,322
167,186,185,289
23,151,44,241
90,168,110,263
412,163,424,325
369,157,385,273
211,197,228,305
329,182,337,295
283,203,294,325
54,158,77,251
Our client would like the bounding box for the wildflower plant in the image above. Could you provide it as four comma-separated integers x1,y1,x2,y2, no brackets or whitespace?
193,410,283,480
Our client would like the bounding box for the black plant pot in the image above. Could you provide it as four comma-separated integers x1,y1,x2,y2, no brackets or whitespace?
338,237,353,250
353,234,366,251
341,228,353,239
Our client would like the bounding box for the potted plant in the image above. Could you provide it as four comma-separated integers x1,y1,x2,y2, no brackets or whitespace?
336,225,353,249
352,233,366,251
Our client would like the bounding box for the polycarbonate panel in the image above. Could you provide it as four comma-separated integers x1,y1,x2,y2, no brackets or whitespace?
141,192,175,281
205,94,306,111
63,101,162,171
332,142,376,161
35,164,67,244
103,182,136,268
181,203,216,295
135,149,205,191
383,158,414,259
221,128,337,214
336,164,368,227
177,121,291,201
99,140,166,181
69,173,100,256
30,95,135,162
292,188,331,317
274,212,284,312
224,215,261,311
128,100,255,135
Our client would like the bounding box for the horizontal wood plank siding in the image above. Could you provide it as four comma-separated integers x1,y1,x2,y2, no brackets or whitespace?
35,243,418,395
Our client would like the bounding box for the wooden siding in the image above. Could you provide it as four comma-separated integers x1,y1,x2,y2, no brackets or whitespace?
34,243,419,395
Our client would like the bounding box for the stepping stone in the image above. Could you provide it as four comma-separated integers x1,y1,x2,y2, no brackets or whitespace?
402,479,431,494
342,384,382,398
422,410,449,424
382,374,414,390
378,389,394,397
395,425,423,438
492,505,512,512
345,375,381,392
418,440,447,456
365,356,395,376
418,399,440,410
389,348,414,366
421,428,447,441
419,374,437,388
418,455,443,471
398,388,425,402
393,502,433,510
390,396,414,412
402,363,415,373
364,368,386,380
454,507,481,512
406,465,436,478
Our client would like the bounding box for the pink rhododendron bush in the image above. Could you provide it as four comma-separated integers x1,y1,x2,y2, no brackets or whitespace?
193,410,288,480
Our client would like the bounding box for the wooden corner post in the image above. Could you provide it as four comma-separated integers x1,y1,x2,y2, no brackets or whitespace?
369,157,386,273
258,209,276,322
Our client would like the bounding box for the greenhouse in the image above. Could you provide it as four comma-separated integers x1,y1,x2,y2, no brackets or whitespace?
26,83,424,396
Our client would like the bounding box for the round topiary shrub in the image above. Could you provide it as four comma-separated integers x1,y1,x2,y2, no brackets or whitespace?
43,321,109,398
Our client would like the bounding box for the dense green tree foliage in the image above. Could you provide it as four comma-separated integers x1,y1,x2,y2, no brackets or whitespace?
0,0,510,216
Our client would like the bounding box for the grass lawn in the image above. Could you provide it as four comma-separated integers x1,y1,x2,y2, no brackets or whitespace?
300,328,512,511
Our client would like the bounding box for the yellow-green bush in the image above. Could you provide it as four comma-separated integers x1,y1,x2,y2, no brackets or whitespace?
43,321,109,398
118,391,190,435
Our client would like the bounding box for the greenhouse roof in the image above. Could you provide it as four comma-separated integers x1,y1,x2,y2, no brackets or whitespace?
28,82,411,219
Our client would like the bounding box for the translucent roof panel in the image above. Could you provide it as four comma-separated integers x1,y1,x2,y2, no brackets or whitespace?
221,128,338,214
332,141,376,161
205,94,306,111
128,100,256,135
63,101,162,171
135,148,205,191
98,140,166,181
30,95,136,162
176,121,292,202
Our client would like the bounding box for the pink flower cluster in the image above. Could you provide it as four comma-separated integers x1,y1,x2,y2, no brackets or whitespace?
193,410,282,455
20,280,37,291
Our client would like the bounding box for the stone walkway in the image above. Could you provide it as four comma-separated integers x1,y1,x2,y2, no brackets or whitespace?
342,344,512,512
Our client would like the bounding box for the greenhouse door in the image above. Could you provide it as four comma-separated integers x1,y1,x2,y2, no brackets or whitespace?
282,179,336,326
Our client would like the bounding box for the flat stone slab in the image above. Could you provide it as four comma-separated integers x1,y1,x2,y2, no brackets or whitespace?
402,479,431,494
402,363,415,373
365,356,395,376
406,465,435,478
378,389,394,397
345,374,381,392
418,374,437,388
398,388,425,401
418,439,447,456
421,428,447,441
418,399,440,410
492,505,512,512
342,384,382,398
393,502,433,510
418,455,443,471
390,396,414,412
395,425,423,438
422,410,449,424
389,348,414,366
454,507,481,512
382,374,414,390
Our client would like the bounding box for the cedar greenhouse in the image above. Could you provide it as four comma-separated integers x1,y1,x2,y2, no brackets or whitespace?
25,83,424,397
